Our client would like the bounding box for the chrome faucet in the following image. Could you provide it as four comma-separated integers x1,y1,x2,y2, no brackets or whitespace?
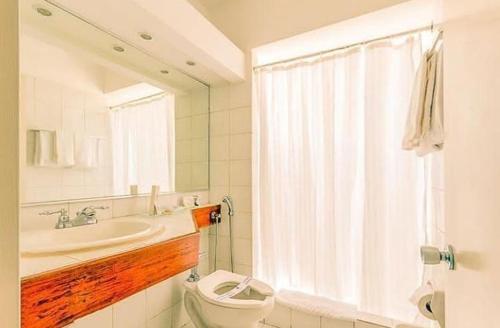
40,206,108,229
72,206,108,226
40,208,71,229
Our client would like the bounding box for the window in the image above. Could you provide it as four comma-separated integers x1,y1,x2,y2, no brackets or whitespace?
253,32,443,323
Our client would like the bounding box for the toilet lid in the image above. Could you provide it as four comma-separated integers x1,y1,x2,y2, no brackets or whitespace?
197,270,274,309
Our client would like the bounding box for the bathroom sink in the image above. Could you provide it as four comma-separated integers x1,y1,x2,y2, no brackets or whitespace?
21,220,163,255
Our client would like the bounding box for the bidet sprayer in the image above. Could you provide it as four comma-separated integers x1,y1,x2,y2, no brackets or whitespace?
222,195,234,216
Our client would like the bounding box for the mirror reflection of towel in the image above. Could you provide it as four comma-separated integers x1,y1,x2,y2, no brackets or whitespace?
77,136,103,169
57,130,76,167
33,130,57,167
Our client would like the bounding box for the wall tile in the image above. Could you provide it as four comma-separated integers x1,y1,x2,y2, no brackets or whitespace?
210,85,230,112
234,263,252,276
230,133,251,160
209,186,229,204
113,291,146,328
229,81,251,109
230,107,251,134
230,160,251,186
176,140,192,163
191,88,209,115
175,117,192,140
265,303,291,328
171,301,191,328
210,161,230,187
233,212,252,239
191,114,209,139
355,320,390,328
147,308,172,328
229,186,252,213
112,197,147,217
146,279,174,319
71,307,112,328
210,111,230,136
191,162,209,190
175,95,191,118
233,238,253,266
320,317,354,328
191,138,209,162
210,136,230,161
291,310,321,328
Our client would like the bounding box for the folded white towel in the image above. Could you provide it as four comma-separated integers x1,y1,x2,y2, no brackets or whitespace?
56,130,76,167
402,43,444,156
77,135,103,169
33,130,58,167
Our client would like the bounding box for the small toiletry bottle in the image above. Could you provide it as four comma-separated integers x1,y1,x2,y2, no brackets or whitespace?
148,185,160,216
130,185,138,195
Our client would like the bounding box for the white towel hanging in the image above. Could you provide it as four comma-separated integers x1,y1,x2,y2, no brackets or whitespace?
402,34,444,156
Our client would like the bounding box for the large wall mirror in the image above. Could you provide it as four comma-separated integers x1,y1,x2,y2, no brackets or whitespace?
20,1,209,204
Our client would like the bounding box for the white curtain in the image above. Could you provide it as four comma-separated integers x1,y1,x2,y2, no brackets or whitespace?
111,95,175,195
253,34,442,323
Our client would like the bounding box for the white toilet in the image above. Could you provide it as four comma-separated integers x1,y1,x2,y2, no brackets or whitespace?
184,270,275,328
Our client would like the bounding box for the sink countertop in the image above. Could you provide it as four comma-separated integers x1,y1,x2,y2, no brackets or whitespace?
19,206,210,279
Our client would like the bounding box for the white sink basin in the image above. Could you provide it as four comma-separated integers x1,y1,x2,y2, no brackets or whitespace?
21,220,163,255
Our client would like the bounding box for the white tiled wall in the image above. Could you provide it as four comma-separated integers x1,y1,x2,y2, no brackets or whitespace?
68,270,193,328
209,81,253,275
175,88,210,192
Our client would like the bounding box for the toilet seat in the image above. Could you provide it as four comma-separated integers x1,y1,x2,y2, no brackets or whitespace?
197,270,274,309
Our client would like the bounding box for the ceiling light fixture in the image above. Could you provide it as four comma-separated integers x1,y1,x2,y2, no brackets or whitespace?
113,46,125,53
140,33,153,41
186,61,196,66
36,7,53,17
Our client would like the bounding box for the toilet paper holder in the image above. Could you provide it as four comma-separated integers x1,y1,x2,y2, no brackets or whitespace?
420,245,455,270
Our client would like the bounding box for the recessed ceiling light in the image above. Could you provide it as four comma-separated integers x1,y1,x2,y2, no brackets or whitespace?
140,33,153,41
113,46,125,53
36,7,52,17
186,61,196,66
160,70,169,74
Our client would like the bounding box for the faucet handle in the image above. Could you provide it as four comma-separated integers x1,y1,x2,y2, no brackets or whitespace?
39,208,68,216
91,206,109,210
79,206,109,217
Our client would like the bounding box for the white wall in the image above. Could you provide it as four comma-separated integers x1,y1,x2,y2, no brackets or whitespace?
0,0,19,326
175,88,210,192
209,81,253,275
443,1,500,326
70,270,193,328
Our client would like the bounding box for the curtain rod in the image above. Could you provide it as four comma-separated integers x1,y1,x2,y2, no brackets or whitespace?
109,91,166,110
253,24,441,71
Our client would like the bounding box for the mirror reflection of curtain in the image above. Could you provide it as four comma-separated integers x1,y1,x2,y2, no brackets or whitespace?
111,94,175,195
253,33,443,325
